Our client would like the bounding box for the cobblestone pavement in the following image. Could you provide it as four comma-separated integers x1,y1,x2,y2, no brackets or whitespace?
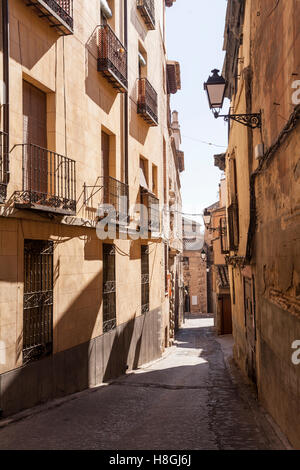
0,316,285,450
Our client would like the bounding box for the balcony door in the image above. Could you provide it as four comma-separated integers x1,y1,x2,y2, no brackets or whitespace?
101,131,110,181
23,81,47,194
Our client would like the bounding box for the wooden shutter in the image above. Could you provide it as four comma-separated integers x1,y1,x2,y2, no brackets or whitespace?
23,81,47,194
23,81,47,148
101,131,110,179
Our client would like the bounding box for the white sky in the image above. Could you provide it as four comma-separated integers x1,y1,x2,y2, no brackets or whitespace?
166,0,230,226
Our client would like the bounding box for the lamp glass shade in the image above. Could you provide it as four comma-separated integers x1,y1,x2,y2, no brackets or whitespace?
204,69,226,110
203,215,211,226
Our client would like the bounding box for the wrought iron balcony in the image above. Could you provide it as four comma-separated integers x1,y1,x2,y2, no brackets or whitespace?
97,24,128,93
137,78,158,126
141,189,160,232
24,0,74,35
84,176,129,223
14,144,76,215
0,131,8,203
137,0,155,30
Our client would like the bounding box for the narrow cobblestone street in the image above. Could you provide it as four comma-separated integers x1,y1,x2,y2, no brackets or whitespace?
0,317,285,450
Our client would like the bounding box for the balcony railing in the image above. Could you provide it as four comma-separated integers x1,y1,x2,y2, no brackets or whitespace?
98,24,128,93
14,144,76,215
137,0,155,30
137,78,158,126
85,176,129,223
0,131,8,203
141,189,160,232
24,0,74,35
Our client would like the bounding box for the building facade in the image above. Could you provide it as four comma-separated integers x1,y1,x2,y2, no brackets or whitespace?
204,178,232,335
0,0,182,416
221,0,300,448
182,218,206,314
167,110,184,335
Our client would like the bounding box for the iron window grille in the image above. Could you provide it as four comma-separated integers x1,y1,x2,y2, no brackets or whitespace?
23,0,74,35
137,0,155,30
103,244,117,333
23,240,54,365
14,143,76,215
141,245,150,314
0,131,8,203
97,24,128,93
137,78,158,126
228,202,239,251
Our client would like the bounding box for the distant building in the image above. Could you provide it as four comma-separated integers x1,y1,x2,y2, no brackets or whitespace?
203,179,232,335
182,218,207,314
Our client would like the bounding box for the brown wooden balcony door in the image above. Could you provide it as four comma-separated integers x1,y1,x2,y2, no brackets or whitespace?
23,81,47,195
101,131,110,182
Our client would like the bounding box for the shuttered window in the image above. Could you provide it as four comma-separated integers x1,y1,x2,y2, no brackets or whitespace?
23,81,47,194
103,244,116,333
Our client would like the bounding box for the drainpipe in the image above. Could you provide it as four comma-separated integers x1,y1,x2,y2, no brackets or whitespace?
124,0,129,221
2,0,9,192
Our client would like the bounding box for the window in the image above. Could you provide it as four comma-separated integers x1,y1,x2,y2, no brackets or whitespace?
138,43,147,79
141,245,149,314
228,202,239,251
220,217,229,254
100,0,114,28
23,240,53,365
228,156,239,251
140,157,149,189
152,164,158,195
103,244,116,332
183,256,189,268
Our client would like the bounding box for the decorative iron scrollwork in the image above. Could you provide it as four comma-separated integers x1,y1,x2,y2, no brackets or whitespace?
103,318,117,333
218,112,262,129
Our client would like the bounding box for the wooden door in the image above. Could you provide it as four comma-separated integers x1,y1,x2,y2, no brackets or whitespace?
101,131,110,204
23,81,47,194
221,295,232,335
101,131,110,179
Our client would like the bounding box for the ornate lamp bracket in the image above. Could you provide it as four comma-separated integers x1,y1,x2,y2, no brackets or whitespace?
214,111,262,129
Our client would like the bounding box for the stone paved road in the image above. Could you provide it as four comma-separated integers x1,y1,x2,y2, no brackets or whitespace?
0,317,284,450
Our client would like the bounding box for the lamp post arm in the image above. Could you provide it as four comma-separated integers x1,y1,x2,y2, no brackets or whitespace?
214,111,262,129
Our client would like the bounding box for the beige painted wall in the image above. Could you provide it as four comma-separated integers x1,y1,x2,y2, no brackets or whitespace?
0,0,181,374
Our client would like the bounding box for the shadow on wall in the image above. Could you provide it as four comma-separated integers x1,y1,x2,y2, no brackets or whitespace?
0,227,160,416
85,27,118,114
129,88,150,145
9,6,59,70
130,3,148,42
0,318,277,451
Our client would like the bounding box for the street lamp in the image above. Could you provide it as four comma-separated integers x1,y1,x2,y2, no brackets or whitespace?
201,249,206,261
203,209,211,228
204,69,261,129
204,69,226,111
